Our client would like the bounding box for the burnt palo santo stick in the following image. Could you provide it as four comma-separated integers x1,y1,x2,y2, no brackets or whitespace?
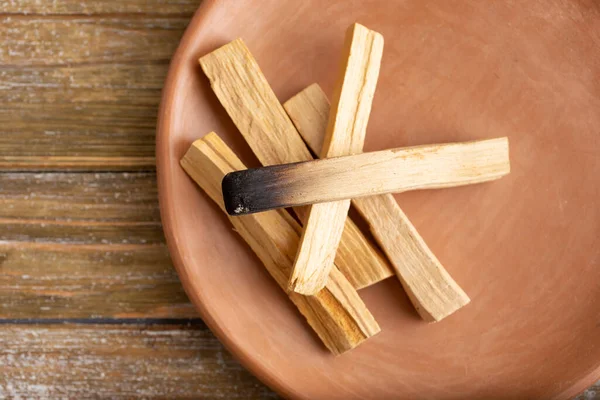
181,133,380,355
284,84,470,322
223,137,510,215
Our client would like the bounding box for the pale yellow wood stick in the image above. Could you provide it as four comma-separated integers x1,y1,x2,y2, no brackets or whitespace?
288,23,384,294
199,35,393,290
284,84,474,321
181,133,380,354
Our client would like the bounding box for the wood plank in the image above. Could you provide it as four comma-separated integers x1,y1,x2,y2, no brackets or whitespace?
0,324,277,399
1,219,163,245
0,171,194,318
0,65,165,167
0,16,189,170
0,243,196,319
0,0,199,14
0,172,163,244
0,17,189,66
0,172,160,221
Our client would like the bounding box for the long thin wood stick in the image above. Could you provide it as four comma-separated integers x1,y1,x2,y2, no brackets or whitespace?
180,133,380,354
284,84,471,321
222,137,510,215
199,35,393,290
287,23,384,295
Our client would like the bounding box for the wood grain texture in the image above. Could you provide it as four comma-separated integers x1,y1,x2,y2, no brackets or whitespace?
0,64,167,169
0,15,190,170
285,84,329,158
0,0,199,14
0,172,163,244
0,324,277,399
0,242,196,319
199,38,313,165
352,196,471,321
0,172,196,319
289,23,383,295
330,216,393,289
285,84,470,321
199,37,394,291
0,172,160,222
1,219,163,245
0,17,188,66
318,24,383,159
181,133,380,354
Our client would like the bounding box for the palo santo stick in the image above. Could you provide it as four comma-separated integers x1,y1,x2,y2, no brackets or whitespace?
181,133,380,354
288,23,384,295
285,84,470,321
222,137,510,215
199,35,393,290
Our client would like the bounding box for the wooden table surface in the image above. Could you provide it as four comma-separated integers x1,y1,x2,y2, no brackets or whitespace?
0,1,597,399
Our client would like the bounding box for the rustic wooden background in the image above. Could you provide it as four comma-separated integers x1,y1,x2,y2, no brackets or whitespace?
0,1,597,399
0,0,277,398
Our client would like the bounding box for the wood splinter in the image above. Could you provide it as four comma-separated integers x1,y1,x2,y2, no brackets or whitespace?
285,84,478,321
181,133,380,354
199,31,393,291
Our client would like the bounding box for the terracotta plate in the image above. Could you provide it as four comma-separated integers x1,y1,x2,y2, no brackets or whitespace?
157,0,600,398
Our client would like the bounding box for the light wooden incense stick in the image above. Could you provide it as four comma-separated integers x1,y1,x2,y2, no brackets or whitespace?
287,23,384,294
